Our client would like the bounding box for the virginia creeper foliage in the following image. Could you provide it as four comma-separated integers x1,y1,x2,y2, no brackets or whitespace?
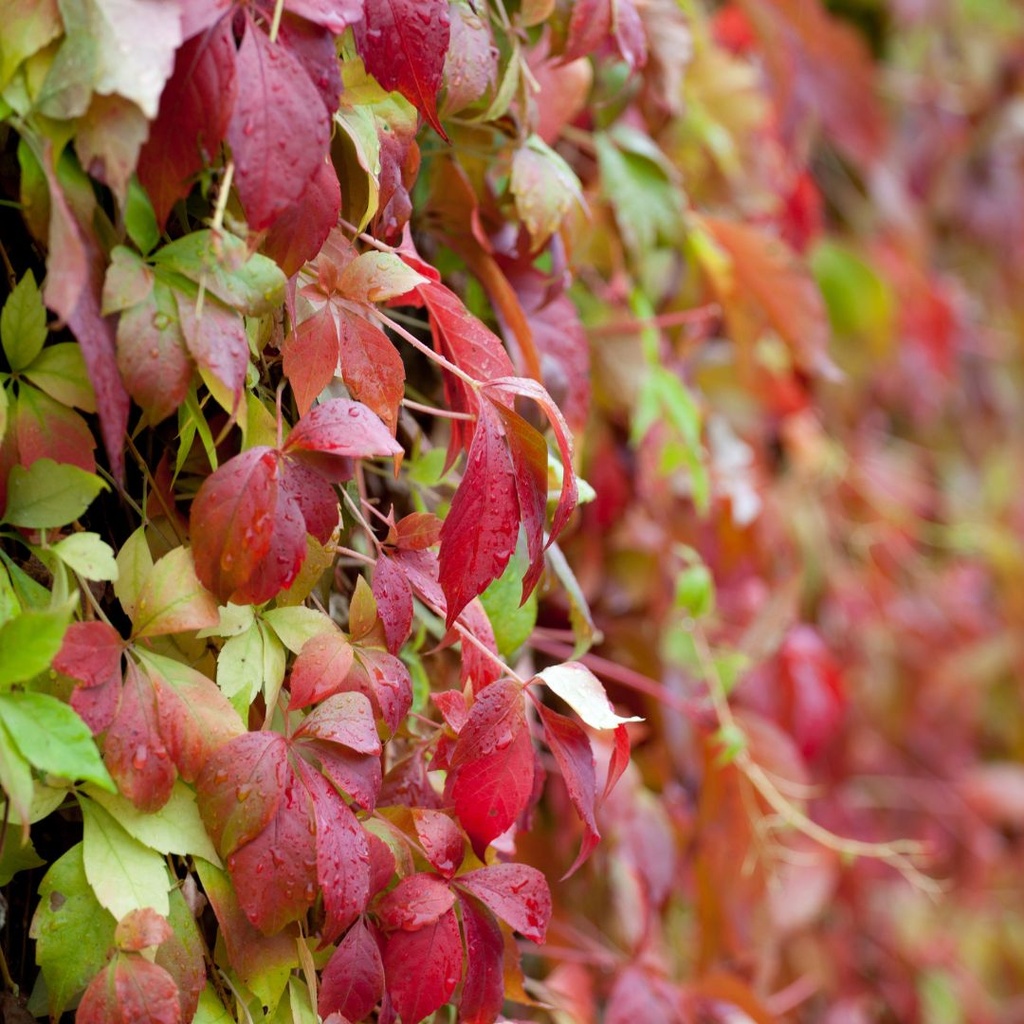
1,0,1023,1022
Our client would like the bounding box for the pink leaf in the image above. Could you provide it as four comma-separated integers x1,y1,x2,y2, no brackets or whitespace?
337,309,406,436
295,692,382,756
115,908,173,953
283,397,403,472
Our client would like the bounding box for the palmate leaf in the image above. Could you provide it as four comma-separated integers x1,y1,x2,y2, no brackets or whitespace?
196,704,379,940
189,397,401,606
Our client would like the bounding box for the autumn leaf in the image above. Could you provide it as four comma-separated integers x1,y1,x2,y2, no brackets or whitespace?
353,0,451,139
227,12,333,231
444,680,535,856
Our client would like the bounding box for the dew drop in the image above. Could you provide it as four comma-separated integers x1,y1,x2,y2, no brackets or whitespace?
213,769,229,784
236,783,252,801
132,745,149,769
243,119,255,137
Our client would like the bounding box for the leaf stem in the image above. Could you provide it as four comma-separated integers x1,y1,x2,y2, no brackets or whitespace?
689,624,942,896
401,397,476,421
373,309,480,391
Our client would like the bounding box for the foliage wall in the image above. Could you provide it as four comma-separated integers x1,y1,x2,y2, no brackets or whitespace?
1,0,1023,1021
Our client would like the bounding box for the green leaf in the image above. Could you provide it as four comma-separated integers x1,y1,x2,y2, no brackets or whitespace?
132,545,219,638
594,129,684,257
261,605,336,654
0,719,34,824
193,985,235,1024
215,621,265,707
0,0,63,92
125,176,161,255
0,605,72,689
1,270,48,371
0,384,8,446
2,459,107,528
84,780,220,864
0,551,51,608
113,525,154,623
0,830,44,885
0,692,114,790
510,134,583,244
51,532,119,581
30,843,117,1019
0,561,18,627
480,550,538,658
151,230,287,316
80,795,171,919
674,564,715,619
23,342,97,411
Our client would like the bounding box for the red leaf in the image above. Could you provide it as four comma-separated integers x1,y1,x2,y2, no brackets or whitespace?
372,553,414,655
300,738,382,811
382,907,462,1024
736,0,884,166
297,762,371,944
227,14,332,230
53,621,123,709
444,680,535,856
483,375,579,544
263,155,342,277
276,12,344,113
411,809,464,879
318,918,385,1022
288,632,357,710
188,446,274,595
702,216,832,376
376,873,455,932
76,954,182,1024
439,401,519,629
493,403,547,598
337,309,406,435
283,396,403,473
279,456,340,544
456,895,505,1024
295,692,382,756
431,690,469,733
137,23,238,228
604,723,631,801
225,764,318,934
346,647,413,734
456,599,502,695
420,279,516,390
393,513,443,550
353,0,451,139
537,704,600,877
198,732,288,857
283,303,339,416
104,661,177,812
456,864,551,943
